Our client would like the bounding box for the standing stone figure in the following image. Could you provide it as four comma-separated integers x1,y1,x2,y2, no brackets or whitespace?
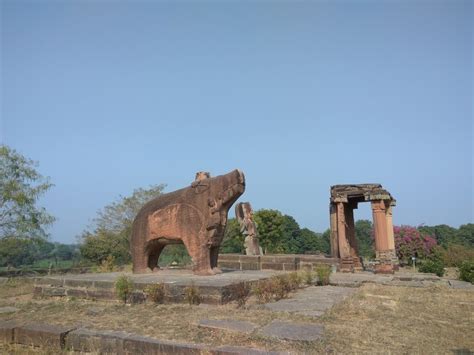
131,169,245,275
235,202,262,256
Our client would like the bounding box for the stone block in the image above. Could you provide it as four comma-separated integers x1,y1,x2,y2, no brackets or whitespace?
261,255,296,264
218,254,241,262
33,286,43,297
66,288,88,298
42,287,66,297
65,328,129,353
239,255,260,262
64,279,93,288
0,320,19,344
87,289,114,300
261,263,283,271
212,345,286,354
260,321,324,341
15,323,76,350
93,280,115,289
0,306,19,314
283,263,297,271
218,262,241,270
198,319,257,334
34,277,64,287
129,291,146,304
123,335,207,354
240,262,260,270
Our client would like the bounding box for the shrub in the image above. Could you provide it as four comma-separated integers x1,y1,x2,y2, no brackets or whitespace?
144,283,165,304
442,244,474,267
233,282,251,308
315,265,331,286
288,272,303,290
302,268,314,285
115,274,133,304
459,261,474,284
253,279,274,304
184,284,201,305
96,255,118,273
394,225,437,264
418,246,445,277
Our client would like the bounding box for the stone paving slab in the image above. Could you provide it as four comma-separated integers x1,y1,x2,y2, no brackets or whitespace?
0,306,19,314
15,323,76,350
213,345,288,354
260,321,324,341
264,286,356,317
198,319,258,334
36,269,282,288
448,280,474,290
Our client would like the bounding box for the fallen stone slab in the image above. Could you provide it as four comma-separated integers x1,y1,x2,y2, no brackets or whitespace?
0,306,19,314
198,319,258,334
15,323,76,350
123,335,207,354
260,321,324,341
448,280,474,290
212,345,288,354
65,328,130,353
264,286,355,317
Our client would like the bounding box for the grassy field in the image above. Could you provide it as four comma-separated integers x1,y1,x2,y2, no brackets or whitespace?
0,278,473,354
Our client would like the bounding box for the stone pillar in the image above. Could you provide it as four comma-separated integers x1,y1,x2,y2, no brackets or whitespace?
329,203,339,258
345,203,363,270
371,200,393,274
385,201,399,270
337,202,353,272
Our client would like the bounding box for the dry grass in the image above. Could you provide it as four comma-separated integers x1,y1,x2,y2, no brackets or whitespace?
0,279,473,354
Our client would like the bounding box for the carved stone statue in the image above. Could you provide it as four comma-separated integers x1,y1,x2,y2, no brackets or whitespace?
131,169,245,275
235,202,262,256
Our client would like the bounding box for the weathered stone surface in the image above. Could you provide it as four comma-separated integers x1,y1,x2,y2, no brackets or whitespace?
212,345,287,354
198,319,257,334
448,280,474,290
87,289,114,300
260,321,324,341
42,287,66,297
65,328,129,352
15,323,76,350
0,320,20,344
0,306,19,314
123,335,207,354
66,288,88,298
0,277,8,285
264,286,356,317
131,169,245,275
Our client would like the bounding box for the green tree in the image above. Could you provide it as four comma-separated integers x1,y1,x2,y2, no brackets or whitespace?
221,218,244,253
0,145,54,240
299,228,330,254
281,215,301,253
253,209,287,253
79,184,166,265
457,224,474,247
418,224,459,247
355,219,375,258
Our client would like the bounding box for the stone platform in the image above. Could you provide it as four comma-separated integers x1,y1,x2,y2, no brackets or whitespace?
34,269,282,304
218,254,338,271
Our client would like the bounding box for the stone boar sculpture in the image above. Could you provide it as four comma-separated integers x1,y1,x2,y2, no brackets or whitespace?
131,169,245,275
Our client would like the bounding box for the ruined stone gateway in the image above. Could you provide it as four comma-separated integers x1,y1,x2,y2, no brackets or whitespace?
131,169,245,275
329,184,399,273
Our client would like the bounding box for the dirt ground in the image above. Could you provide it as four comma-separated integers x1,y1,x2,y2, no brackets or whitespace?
0,278,473,354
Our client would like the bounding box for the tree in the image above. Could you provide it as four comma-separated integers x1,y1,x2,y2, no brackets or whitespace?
355,219,374,258
418,224,458,247
299,228,330,254
253,209,287,253
457,224,474,247
79,184,166,265
221,218,244,253
0,145,54,240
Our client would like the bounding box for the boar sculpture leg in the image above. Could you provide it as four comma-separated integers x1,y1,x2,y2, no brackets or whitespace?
131,169,245,275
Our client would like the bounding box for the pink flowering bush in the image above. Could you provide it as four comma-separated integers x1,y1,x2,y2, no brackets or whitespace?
394,225,438,264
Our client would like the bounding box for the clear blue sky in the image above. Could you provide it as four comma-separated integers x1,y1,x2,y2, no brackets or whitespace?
1,0,472,244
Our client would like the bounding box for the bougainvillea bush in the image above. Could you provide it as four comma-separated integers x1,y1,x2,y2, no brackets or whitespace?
394,225,438,264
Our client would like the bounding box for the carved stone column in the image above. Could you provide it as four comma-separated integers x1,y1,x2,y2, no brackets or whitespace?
329,203,339,258
385,201,399,270
372,200,393,274
345,203,363,270
337,202,353,272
